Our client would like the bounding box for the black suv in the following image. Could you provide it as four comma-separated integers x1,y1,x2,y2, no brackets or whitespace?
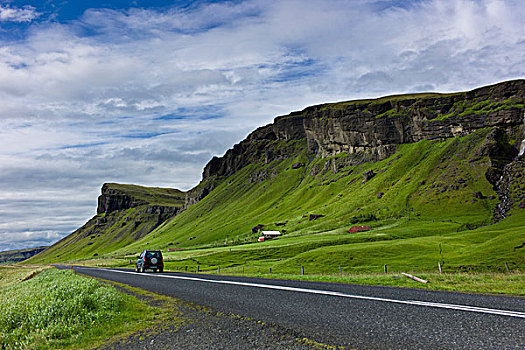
136,250,164,273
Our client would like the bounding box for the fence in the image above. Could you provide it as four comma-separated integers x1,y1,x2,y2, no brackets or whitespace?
142,260,520,275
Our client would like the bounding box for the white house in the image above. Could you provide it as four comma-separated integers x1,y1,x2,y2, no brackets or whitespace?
258,230,281,241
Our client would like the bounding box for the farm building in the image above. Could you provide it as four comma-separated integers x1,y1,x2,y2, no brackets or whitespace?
258,230,281,242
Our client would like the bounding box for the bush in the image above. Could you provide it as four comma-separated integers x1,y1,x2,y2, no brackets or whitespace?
349,213,377,224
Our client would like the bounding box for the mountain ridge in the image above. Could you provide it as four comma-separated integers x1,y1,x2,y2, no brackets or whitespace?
27,80,525,267
190,79,524,212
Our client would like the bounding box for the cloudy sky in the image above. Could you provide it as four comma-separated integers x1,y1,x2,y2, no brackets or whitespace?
1,0,524,252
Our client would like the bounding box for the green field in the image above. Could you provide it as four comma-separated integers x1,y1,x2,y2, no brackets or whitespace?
106,211,523,280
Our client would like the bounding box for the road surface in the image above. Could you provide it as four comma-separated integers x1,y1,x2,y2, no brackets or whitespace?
62,266,525,349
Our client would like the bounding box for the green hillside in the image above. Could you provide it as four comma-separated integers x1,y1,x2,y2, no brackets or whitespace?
107,128,523,273
26,80,525,275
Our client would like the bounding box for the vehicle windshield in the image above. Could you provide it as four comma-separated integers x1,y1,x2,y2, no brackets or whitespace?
146,251,161,259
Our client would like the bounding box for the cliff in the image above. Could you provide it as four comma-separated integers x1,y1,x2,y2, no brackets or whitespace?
29,183,185,263
188,80,524,209
202,80,524,178
98,183,185,213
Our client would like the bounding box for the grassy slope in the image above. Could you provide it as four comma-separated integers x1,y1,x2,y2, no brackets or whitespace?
99,128,524,275
116,128,496,252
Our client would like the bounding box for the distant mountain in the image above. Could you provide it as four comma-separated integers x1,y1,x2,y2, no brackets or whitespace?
27,80,525,268
0,246,47,264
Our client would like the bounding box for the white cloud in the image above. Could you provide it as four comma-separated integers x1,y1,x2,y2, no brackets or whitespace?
1,0,525,251
0,5,39,23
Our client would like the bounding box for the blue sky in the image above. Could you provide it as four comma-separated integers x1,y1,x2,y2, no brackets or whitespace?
1,0,524,251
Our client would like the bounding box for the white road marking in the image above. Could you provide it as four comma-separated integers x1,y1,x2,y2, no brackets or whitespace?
82,267,525,319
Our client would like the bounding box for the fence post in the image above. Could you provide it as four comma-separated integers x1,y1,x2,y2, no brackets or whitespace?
269,267,272,274
384,264,387,273
301,266,304,275
218,266,220,274
185,266,187,272
339,266,342,275
197,265,200,272
242,266,245,274
438,261,442,273
505,262,510,273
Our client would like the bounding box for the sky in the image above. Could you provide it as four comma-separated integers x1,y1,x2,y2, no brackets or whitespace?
1,0,524,252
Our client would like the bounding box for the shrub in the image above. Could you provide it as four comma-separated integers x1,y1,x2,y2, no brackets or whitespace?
349,213,377,224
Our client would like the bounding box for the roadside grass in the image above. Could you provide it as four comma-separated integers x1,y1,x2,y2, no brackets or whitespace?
218,271,525,295
0,267,170,350
0,266,48,289
66,257,130,268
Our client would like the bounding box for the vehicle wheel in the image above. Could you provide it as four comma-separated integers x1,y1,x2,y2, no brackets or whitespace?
159,268,163,273
153,269,157,273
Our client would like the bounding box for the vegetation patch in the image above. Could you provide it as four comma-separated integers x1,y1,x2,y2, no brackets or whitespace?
224,271,525,296
0,268,159,349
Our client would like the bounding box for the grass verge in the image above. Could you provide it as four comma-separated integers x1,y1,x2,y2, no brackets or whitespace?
0,267,179,349
216,271,525,295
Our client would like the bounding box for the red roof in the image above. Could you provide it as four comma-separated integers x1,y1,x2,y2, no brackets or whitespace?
348,225,371,233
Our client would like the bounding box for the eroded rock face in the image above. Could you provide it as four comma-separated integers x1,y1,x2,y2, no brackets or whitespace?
495,159,525,219
300,80,525,158
201,80,525,182
201,124,277,180
187,80,525,211
97,184,148,214
184,181,216,208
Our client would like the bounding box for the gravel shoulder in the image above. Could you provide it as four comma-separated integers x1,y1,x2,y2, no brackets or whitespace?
95,281,339,350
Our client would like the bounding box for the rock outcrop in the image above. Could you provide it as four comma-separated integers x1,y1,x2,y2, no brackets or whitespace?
97,184,148,214
201,80,525,183
97,183,185,214
31,183,186,262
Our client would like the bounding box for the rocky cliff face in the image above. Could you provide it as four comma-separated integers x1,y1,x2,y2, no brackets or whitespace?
32,183,186,262
97,184,148,214
95,183,184,235
201,80,525,182
189,80,525,217
300,80,524,158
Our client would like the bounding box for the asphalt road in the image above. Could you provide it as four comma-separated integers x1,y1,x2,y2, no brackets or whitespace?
62,266,525,349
